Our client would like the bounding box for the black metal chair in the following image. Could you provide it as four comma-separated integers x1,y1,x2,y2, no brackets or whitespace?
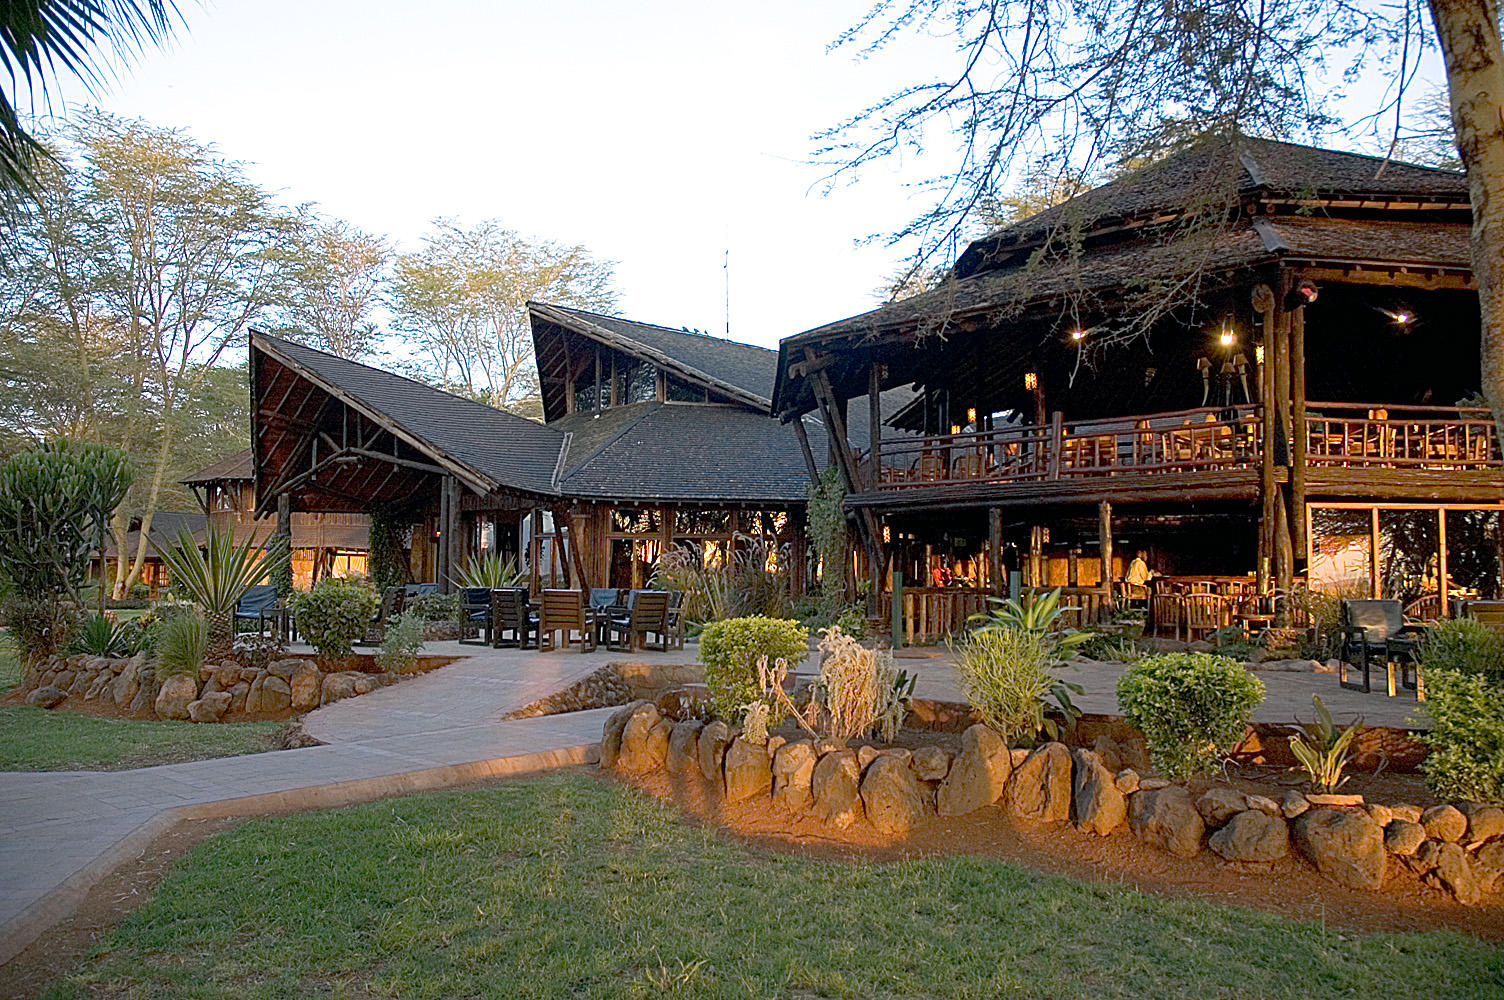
459,587,493,646
490,588,534,649
235,584,279,636
588,588,623,614
1335,598,1427,696
359,585,407,645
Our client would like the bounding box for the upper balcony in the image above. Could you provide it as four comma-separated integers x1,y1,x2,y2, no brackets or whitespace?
856,402,1502,509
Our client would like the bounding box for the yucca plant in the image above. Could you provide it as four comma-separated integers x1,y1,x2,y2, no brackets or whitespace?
453,553,527,590
969,587,1092,664
1289,694,1364,793
74,612,127,657
156,523,290,662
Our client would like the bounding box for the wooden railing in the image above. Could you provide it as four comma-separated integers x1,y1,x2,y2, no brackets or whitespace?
1304,402,1501,469
874,402,1500,490
880,587,991,644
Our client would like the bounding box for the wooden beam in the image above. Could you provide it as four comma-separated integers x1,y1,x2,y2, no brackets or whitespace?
1254,281,1276,595
1098,501,1113,599
989,508,1004,596
792,419,820,485
1291,287,1309,560
869,360,883,490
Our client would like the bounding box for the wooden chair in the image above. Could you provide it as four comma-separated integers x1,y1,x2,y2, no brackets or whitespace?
603,590,671,652
359,585,406,645
1336,599,1426,697
1181,592,1230,642
490,587,534,649
1150,592,1182,639
663,589,686,649
1404,592,1445,624
538,589,596,652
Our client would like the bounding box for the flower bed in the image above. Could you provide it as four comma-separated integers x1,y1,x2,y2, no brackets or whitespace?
600,700,1504,906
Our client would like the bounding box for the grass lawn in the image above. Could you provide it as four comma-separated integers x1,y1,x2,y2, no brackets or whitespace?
38,773,1504,1000
0,706,286,771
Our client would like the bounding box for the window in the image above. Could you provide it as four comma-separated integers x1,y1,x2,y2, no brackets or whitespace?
573,369,600,413
666,374,706,402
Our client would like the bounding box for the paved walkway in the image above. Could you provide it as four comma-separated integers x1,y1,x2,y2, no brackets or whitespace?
0,642,689,966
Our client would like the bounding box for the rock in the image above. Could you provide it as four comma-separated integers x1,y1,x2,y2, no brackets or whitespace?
1195,787,1248,828
187,691,233,723
811,750,863,827
1384,820,1426,856
857,745,880,771
1253,658,1321,672
665,720,704,778
861,756,927,835
1120,736,1151,772
1006,742,1073,824
265,658,300,681
813,737,845,757
617,704,670,774
153,674,198,720
909,745,952,782
1364,804,1393,828
772,740,817,813
1114,769,1140,795
259,675,292,712
766,735,787,759
227,681,250,710
24,685,66,709
51,670,75,692
1320,658,1342,674
320,672,358,706
697,721,733,788
1460,804,1504,846
723,737,773,803
1292,808,1387,890
1410,839,1444,874
1070,749,1126,836
937,724,1012,817
1473,843,1504,894
244,672,268,714
1280,790,1310,818
1129,786,1205,858
1209,810,1290,862
1428,843,1480,904
1139,778,1170,791
1009,748,1029,768
65,670,91,695
1092,735,1123,773
1188,639,1214,653
129,678,156,713
1390,804,1423,824
352,675,378,695
289,664,321,711
1246,794,1281,816
599,700,650,770
1422,804,1467,843
110,659,141,708
1307,793,1364,807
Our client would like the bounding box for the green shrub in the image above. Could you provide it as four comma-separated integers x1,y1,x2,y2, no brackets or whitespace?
698,616,809,723
1116,652,1265,780
74,612,127,657
288,577,379,659
407,592,460,622
1420,669,1504,803
1077,630,1142,663
1419,619,1504,679
155,608,208,678
378,612,424,673
953,626,1056,743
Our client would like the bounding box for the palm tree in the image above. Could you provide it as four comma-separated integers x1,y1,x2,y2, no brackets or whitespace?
1,1,180,197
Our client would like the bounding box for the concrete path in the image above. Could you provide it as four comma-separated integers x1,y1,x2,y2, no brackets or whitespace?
0,642,685,966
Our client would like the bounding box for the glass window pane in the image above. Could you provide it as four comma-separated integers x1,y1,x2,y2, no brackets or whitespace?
1309,507,1373,598
675,509,732,535
611,507,661,534
666,375,704,402
1446,510,1503,600
1378,509,1440,607
573,370,599,413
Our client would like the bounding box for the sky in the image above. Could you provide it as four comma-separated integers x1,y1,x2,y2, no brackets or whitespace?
36,0,1448,358
40,0,963,353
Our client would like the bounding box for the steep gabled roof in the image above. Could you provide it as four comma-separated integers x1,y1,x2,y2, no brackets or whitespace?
528,302,778,409
254,335,567,498
183,449,253,484
957,136,1469,277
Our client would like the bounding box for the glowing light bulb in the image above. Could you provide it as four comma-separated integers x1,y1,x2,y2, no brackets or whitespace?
1395,311,1413,325
1219,330,1236,347
1024,371,1038,390
1070,329,1086,341
967,407,977,423
1255,343,1265,364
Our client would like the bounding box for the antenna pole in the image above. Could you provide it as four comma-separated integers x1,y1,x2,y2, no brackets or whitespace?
723,248,730,337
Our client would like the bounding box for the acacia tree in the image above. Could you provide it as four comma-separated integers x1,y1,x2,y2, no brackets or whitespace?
275,214,389,360
390,219,617,412
822,0,1504,430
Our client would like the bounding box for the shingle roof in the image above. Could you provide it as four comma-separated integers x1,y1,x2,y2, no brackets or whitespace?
958,136,1469,276
528,302,778,406
182,449,252,484
101,510,207,558
550,402,821,504
258,336,567,497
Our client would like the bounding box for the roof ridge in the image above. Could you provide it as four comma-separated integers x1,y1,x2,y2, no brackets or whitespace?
530,301,776,355
557,403,660,481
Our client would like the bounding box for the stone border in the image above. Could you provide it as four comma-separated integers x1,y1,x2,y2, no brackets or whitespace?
600,701,1504,906
0,743,597,968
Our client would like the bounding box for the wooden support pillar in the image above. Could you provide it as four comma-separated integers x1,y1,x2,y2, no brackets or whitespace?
1028,526,1045,588
436,480,451,592
868,360,883,490
1438,508,1449,617
1067,547,1080,588
1370,507,1382,599
554,505,589,590
529,509,542,594
1273,272,1294,617
1098,501,1113,598
792,418,820,485
988,508,1004,596
1290,290,1309,559
1253,282,1276,597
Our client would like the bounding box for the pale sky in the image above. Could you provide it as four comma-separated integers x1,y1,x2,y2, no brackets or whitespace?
37,0,1445,356
41,0,961,353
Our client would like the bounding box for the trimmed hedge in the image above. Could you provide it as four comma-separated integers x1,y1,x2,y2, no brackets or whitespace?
698,616,809,723
1116,652,1265,781
288,578,379,659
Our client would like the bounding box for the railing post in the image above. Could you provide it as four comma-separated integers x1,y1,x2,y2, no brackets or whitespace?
1047,411,1064,480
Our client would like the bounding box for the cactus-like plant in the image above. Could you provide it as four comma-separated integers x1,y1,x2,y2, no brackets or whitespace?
1289,694,1363,794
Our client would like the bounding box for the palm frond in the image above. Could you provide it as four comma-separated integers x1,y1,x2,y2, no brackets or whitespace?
156,521,289,618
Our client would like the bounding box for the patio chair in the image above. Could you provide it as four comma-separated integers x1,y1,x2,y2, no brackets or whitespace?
1465,599,1504,633
360,585,407,645
1335,599,1427,697
1149,592,1181,640
663,590,686,649
588,588,624,614
490,587,534,649
1181,592,1230,642
235,584,279,636
458,587,493,646
538,589,596,652
602,590,670,652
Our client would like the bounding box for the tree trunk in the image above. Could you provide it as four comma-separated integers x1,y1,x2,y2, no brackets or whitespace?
1430,0,1504,440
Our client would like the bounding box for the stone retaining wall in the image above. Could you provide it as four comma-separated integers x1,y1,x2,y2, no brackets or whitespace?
599,702,1503,905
